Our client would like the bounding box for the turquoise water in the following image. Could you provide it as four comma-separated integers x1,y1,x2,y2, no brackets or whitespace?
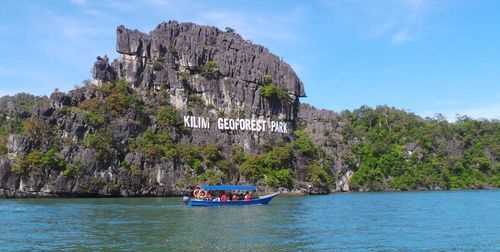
1,190,500,251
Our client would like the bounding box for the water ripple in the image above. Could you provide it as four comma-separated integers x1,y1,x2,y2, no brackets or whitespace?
1,191,500,251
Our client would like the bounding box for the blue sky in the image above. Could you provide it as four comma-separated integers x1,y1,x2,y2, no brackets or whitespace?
1,0,500,120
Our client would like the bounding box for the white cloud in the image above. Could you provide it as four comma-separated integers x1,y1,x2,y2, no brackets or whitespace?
67,0,301,46
7,1,304,96
193,9,298,44
456,104,500,121
423,103,500,121
323,0,434,45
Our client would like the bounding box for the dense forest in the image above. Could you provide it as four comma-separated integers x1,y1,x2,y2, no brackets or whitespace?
342,106,500,191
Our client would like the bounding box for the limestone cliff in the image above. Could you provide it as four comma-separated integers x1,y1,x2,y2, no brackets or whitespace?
4,21,490,197
97,21,305,152
0,21,331,198
297,104,353,192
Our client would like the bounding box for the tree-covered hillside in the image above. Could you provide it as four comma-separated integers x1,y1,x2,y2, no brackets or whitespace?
2,89,500,196
341,106,500,191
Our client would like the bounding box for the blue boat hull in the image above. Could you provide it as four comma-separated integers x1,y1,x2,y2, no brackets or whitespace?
184,192,280,207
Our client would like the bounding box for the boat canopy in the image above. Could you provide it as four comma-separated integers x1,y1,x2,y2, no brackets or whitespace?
201,184,257,191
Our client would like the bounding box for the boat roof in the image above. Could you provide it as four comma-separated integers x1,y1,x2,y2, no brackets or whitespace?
200,184,257,191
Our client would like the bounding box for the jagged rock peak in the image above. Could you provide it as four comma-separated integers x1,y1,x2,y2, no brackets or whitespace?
299,103,339,122
113,20,305,97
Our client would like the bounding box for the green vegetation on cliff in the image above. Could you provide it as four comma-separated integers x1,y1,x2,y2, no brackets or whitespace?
0,81,329,191
240,130,332,189
12,149,67,175
260,74,291,103
5,80,500,195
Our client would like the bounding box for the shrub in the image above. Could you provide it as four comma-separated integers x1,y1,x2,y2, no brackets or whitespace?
260,83,291,103
307,161,333,187
130,129,176,159
156,106,178,128
89,80,144,118
41,149,67,171
79,98,104,114
23,118,51,138
216,159,232,178
262,145,293,170
201,60,219,78
106,90,132,115
350,164,385,191
293,130,318,157
176,144,203,174
231,146,246,165
264,169,293,188
12,151,43,174
239,157,262,182
84,130,113,161
85,111,105,127
63,162,82,177
198,169,224,184
202,144,222,164
12,149,66,174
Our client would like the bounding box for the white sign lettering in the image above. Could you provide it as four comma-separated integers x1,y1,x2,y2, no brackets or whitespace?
183,116,210,129
184,116,288,133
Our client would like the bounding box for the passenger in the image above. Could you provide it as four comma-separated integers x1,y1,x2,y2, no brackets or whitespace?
244,192,252,201
220,192,228,202
192,186,201,199
206,192,213,201
232,194,239,201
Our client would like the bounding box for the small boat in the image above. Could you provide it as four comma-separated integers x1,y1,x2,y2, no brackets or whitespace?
182,184,280,207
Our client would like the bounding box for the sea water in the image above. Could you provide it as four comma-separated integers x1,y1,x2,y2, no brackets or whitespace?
1,190,500,251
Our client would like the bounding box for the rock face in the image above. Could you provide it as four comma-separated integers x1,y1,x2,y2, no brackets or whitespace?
100,21,305,152
0,21,330,198
113,22,304,96
108,21,304,117
298,103,353,191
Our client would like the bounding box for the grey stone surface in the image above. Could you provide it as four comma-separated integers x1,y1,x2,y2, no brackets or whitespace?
0,21,346,197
